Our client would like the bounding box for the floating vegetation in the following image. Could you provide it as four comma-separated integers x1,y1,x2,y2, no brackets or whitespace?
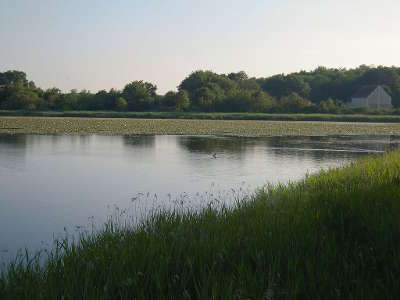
2,116,400,136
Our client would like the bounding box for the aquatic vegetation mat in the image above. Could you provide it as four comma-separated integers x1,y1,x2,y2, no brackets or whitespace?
2,117,400,136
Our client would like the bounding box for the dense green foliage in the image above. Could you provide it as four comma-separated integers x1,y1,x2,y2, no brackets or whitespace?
1,149,400,299
2,66,400,113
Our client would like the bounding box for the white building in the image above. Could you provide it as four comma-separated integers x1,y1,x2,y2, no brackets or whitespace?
351,85,392,109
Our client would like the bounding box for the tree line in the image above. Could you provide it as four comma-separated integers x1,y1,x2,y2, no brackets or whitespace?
1,65,400,113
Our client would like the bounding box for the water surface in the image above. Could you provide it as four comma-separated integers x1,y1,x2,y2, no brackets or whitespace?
1,134,399,260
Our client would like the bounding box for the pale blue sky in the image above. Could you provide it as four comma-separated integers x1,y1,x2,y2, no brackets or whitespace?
1,0,400,94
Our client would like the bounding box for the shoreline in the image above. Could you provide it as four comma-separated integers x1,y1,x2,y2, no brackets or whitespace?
2,110,400,123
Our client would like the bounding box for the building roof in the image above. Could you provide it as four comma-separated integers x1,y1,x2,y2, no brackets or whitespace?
352,85,379,98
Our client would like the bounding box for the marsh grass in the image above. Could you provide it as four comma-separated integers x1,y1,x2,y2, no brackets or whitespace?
1,150,400,299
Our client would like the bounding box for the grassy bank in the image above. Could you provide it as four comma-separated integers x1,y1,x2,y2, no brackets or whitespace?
1,150,400,299
2,116,400,136
2,110,400,123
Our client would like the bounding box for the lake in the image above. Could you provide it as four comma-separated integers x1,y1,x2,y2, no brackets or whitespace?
1,134,399,261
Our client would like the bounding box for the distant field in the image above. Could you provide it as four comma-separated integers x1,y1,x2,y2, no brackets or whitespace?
2,110,400,123
2,116,400,136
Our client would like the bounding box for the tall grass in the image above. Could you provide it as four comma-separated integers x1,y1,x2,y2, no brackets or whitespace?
1,150,400,299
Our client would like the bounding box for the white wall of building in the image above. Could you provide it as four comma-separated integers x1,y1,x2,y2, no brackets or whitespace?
366,86,392,108
351,86,392,108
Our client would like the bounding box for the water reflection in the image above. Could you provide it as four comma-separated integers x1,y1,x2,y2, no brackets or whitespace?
0,134,399,261
179,136,249,155
0,134,27,147
0,134,27,171
178,135,395,163
123,135,155,148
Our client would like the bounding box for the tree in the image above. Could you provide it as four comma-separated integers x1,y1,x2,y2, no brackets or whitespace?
237,78,261,91
61,90,80,110
250,90,276,112
0,70,28,86
279,93,312,113
0,85,7,107
115,97,128,111
178,70,236,110
92,90,109,110
318,98,344,113
122,81,157,111
1,85,40,110
224,90,275,112
44,88,62,110
107,88,122,110
174,90,190,111
194,85,224,112
228,71,248,82
258,74,311,99
163,90,190,111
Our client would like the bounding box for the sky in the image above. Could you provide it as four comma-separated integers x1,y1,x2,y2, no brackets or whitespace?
1,0,400,94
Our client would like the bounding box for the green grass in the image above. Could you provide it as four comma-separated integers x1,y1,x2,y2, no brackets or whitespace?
2,149,400,299
2,110,400,123
2,116,400,136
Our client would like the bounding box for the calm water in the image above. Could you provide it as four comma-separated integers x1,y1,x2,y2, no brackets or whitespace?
1,134,399,260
